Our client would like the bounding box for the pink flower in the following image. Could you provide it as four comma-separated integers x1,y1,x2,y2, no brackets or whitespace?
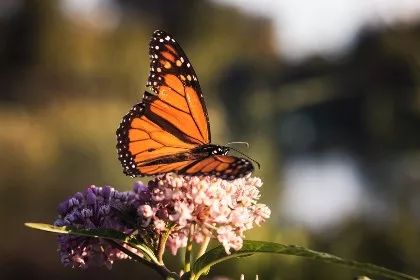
217,226,243,253
132,174,271,255
253,204,272,226
167,230,188,255
138,204,153,218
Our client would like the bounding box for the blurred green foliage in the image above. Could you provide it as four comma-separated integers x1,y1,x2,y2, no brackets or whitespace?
0,0,419,279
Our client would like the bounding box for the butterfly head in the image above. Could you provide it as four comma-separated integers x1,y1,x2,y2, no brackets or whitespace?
200,144,230,156
214,145,230,155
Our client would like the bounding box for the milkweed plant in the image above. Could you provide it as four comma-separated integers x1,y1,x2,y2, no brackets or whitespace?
25,28,417,279
26,173,418,280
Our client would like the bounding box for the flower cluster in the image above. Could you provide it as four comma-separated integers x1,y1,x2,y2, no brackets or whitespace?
55,185,135,269
54,175,271,269
132,174,271,254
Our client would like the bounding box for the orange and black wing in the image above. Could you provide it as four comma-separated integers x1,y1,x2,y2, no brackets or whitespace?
117,101,255,178
146,30,210,144
116,102,254,178
181,155,253,180
116,102,199,176
116,30,211,176
138,154,254,180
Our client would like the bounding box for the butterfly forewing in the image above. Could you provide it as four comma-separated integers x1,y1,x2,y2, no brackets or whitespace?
147,30,210,143
116,102,196,176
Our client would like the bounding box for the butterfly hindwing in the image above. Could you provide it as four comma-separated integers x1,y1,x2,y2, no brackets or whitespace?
181,155,254,180
134,153,253,180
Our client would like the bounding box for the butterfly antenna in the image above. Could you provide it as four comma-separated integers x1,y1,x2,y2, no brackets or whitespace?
228,146,261,169
225,141,250,149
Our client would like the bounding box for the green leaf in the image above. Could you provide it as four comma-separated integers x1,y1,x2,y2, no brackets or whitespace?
25,222,159,264
192,240,418,280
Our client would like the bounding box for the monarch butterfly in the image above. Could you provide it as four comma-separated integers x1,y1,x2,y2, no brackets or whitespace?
116,30,255,180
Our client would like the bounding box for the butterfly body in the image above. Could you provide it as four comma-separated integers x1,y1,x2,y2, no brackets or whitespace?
130,144,229,166
191,144,230,157
116,30,254,180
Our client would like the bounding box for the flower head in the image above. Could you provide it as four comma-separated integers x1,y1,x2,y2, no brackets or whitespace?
54,185,135,269
133,174,271,254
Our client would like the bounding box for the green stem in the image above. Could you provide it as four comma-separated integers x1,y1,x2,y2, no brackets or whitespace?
197,236,210,259
158,229,172,265
184,225,194,274
107,239,179,279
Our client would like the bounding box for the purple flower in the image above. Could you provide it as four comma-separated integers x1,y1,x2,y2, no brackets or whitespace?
54,185,136,269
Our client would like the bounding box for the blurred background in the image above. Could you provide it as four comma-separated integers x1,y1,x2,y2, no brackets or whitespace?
1,0,419,279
